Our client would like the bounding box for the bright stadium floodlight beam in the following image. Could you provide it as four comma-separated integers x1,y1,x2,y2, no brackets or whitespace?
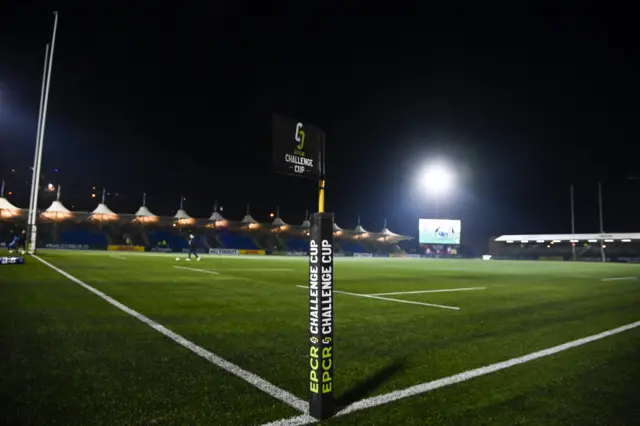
420,164,454,195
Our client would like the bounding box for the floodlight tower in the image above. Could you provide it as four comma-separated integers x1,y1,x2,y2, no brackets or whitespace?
420,163,454,218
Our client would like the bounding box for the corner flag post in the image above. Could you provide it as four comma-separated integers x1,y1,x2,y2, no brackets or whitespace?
272,113,335,420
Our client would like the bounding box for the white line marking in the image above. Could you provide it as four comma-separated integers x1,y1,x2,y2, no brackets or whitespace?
260,319,640,426
337,290,460,310
337,319,640,415
110,255,127,260
222,269,294,272
258,415,317,426
174,266,219,274
32,255,307,413
296,286,459,310
601,276,637,281
369,287,485,296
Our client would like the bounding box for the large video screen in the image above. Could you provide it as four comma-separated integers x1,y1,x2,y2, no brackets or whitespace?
419,219,461,245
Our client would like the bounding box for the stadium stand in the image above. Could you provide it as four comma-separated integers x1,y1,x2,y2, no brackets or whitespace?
148,230,188,250
282,236,309,252
1,197,417,255
340,242,368,253
491,233,640,262
60,229,108,246
218,231,259,250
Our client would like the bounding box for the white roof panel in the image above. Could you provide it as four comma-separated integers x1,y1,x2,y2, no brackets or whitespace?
0,197,20,211
495,233,640,242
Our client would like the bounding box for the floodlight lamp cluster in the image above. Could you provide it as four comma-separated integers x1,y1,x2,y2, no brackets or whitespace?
421,164,453,195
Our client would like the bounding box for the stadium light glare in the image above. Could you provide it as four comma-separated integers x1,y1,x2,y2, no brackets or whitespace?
420,164,454,195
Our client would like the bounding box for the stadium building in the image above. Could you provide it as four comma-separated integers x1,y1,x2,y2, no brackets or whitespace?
0,193,424,256
490,233,640,262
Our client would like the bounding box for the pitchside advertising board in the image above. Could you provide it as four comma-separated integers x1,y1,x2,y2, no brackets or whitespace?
1,257,25,265
272,113,323,179
419,219,462,245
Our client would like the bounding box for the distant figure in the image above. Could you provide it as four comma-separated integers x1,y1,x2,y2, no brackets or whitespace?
8,230,26,254
186,232,200,262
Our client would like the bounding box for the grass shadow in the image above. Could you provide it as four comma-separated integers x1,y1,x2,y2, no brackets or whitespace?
336,359,405,410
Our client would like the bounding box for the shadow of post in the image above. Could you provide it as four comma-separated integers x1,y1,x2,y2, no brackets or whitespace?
336,359,405,410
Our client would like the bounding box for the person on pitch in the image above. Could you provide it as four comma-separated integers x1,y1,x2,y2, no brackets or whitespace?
186,231,201,261
8,230,26,254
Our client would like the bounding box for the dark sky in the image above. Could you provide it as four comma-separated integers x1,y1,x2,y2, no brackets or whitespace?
1,4,638,243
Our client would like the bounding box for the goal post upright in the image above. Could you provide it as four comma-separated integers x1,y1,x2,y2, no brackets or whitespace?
272,113,335,420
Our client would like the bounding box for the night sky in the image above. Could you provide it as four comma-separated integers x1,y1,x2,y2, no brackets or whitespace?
1,5,638,245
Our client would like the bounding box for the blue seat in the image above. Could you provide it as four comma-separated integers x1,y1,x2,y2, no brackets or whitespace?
340,242,368,253
149,231,187,249
60,230,107,245
219,232,258,250
283,237,309,252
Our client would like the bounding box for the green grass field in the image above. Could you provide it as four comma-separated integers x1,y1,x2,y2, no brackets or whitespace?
1,250,640,425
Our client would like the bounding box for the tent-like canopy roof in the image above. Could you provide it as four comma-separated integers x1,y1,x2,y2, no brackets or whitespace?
0,197,21,218
133,205,158,223
209,211,225,221
272,216,286,226
92,203,117,216
380,227,394,236
45,200,71,213
495,233,640,242
0,197,20,211
370,227,412,242
40,200,72,221
354,224,367,234
301,219,311,229
242,214,257,224
333,223,342,232
135,206,157,217
174,209,192,219
90,202,118,221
